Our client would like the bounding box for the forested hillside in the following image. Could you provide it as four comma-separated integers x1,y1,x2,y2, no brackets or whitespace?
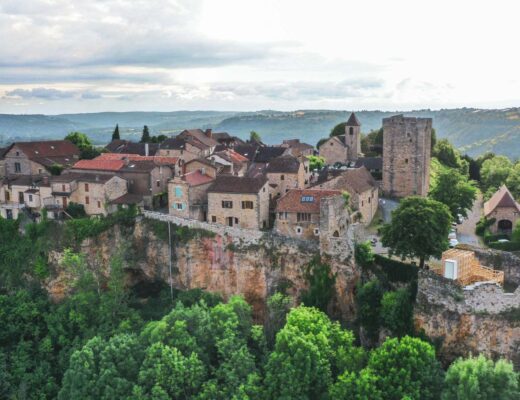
2,108,520,158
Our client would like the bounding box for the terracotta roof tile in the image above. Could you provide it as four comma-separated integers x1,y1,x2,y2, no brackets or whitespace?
73,159,125,171
183,170,215,186
276,189,342,213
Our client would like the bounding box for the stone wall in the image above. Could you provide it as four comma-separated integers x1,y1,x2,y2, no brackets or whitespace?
468,246,520,288
415,270,520,367
382,115,432,198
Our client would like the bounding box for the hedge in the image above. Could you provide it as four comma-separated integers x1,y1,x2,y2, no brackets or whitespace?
373,254,418,283
488,241,520,251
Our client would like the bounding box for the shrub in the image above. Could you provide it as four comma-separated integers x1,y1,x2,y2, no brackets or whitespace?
488,241,520,251
355,241,375,267
356,279,383,343
380,288,414,337
373,254,418,283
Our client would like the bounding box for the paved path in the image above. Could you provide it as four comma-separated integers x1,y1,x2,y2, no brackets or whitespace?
457,193,484,247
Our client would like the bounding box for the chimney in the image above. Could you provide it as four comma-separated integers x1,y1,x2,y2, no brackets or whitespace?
205,128,212,138
145,142,149,157
201,167,206,176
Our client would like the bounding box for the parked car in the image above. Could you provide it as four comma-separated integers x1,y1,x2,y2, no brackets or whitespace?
497,239,510,243
449,238,459,248
448,231,457,240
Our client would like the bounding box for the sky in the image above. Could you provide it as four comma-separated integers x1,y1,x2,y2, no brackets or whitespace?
1,0,519,114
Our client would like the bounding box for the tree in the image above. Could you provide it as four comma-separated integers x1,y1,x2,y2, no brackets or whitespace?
356,279,383,344
505,161,520,199
140,125,151,143
367,336,444,400
65,131,100,160
380,288,414,337
433,139,463,170
300,257,336,312
381,196,452,268
249,130,261,143
265,306,364,400
330,122,347,137
442,355,519,400
112,124,120,140
429,168,477,219
265,293,292,347
330,369,383,400
307,155,325,171
480,155,513,192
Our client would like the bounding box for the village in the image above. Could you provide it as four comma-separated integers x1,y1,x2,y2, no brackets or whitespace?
1,113,518,289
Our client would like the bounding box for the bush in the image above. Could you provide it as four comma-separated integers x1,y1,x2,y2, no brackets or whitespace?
373,254,418,283
380,288,414,337
356,279,383,343
488,241,520,251
65,202,86,218
475,217,495,236
355,241,375,267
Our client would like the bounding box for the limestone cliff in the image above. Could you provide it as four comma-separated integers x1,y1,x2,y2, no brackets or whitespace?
415,271,520,368
46,218,358,321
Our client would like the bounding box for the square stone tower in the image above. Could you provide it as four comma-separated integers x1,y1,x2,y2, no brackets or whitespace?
382,115,432,198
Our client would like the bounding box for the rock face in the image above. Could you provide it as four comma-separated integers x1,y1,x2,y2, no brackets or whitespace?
470,247,520,288
415,271,520,368
47,218,358,321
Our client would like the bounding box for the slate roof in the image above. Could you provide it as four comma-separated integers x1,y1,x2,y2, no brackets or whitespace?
109,193,144,205
254,146,287,163
275,189,341,213
3,174,50,187
51,173,117,184
266,155,301,174
105,140,159,156
484,185,520,216
208,175,267,194
346,112,361,127
234,144,260,161
354,157,383,171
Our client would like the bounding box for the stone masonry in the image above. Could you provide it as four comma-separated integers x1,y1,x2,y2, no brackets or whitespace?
382,115,432,198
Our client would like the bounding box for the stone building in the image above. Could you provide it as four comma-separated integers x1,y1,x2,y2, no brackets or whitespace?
3,140,80,176
274,189,348,240
207,149,249,176
0,147,8,178
382,114,432,198
483,185,520,234
207,175,269,229
0,175,52,220
265,155,306,200
168,171,215,221
184,158,219,178
319,113,361,165
311,166,379,225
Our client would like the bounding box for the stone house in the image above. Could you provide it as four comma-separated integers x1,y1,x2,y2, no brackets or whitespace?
311,167,379,225
3,140,80,176
184,158,219,178
281,139,314,158
178,129,219,153
50,173,128,216
0,175,52,220
265,155,306,201
274,189,347,240
0,147,8,178
168,171,215,221
207,176,269,229
212,132,245,149
319,113,361,165
159,136,208,162
207,149,249,176
382,115,432,198
483,185,520,234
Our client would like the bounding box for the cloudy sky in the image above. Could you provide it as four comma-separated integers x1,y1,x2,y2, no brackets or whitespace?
1,0,519,114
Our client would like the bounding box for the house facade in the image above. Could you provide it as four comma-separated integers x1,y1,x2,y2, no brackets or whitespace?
168,171,214,221
265,155,306,200
207,176,269,229
0,175,52,220
483,185,520,234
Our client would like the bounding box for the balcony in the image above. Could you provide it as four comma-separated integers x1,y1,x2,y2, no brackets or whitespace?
0,202,26,210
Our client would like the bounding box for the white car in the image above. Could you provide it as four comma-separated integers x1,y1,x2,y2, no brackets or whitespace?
448,232,457,240
497,239,510,243
449,238,459,248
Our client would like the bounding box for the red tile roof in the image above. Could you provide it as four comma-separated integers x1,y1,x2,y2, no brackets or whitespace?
97,153,179,165
183,170,215,186
73,159,125,171
275,189,342,213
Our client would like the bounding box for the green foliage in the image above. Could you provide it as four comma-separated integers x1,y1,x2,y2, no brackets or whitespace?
373,254,419,283
300,257,336,312
265,292,292,348
433,138,467,173
356,279,383,344
360,127,383,156
330,122,347,137
442,355,519,400
380,288,414,337
249,130,261,143
488,240,520,251
306,154,325,171
355,241,375,267
381,196,452,268
140,125,151,143
330,368,383,400
112,124,120,140
65,201,86,218
475,216,495,236
366,336,444,400
429,168,477,219
65,131,101,160
48,163,64,175
480,155,513,194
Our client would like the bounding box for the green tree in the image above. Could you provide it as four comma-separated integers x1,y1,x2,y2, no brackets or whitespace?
381,196,452,268
442,355,519,400
300,257,336,312
265,306,364,400
330,369,383,400
112,124,120,140
356,279,383,344
433,139,463,170
480,155,513,193
306,155,325,171
429,168,477,219
505,161,520,199
140,125,151,143
355,241,375,268
65,131,100,160
249,130,262,143
265,293,292,347
380,288,414,337
367,336,444,400
330,122,347,137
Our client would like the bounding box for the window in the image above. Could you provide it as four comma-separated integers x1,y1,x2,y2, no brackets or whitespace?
175,203,185,210
38,169,43,174
297,212,311,222
211,216,217,222
175,186,183,197
29,194,33,202
301,195,314,203
242,201,254,209
330,142,333,146
234,217,239,224
222,200,233,208
85,196,90,205
15,151,19,156
14,162,21,173
97,201,101,208
5,191,10,202
405,158,409,164
314,228,320,236
349,127,354,135
281,175,285,181
85,183,89,192
296,226,303,235
368,197,371,204
361,201,364,206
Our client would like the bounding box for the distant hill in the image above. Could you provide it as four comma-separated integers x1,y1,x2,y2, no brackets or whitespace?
1,108,520,159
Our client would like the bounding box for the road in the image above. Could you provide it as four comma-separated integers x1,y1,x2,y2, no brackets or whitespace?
456,194,483,247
